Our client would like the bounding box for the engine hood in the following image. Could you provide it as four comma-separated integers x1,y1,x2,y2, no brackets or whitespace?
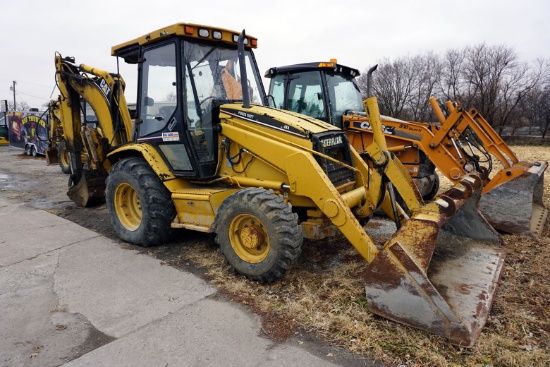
219,103,340,139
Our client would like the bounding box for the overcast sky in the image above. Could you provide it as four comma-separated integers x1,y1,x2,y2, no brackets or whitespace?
1,0,549,110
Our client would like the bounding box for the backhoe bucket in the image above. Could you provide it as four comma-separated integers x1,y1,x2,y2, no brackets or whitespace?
67,172,106,207
479,161,548,236
365,176,506,347
45,147,59,165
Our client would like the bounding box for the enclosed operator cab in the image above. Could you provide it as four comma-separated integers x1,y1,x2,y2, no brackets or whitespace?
265,61,363,129
112,24,267,179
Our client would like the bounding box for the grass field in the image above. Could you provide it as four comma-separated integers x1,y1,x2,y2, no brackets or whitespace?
158,144,550,367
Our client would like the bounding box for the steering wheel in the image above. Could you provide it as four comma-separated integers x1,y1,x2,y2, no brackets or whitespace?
199,96,215,109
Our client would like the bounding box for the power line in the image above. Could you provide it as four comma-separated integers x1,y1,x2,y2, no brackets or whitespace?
16,90,50,101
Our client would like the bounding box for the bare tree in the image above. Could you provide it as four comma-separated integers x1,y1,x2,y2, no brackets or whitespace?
438,48,466,102
357,56,418,120
7,100,30,111
406,52,441,121
522,69,550,139
357,43,547,137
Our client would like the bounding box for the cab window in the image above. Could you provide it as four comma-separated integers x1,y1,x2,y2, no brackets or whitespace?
138,43,178,137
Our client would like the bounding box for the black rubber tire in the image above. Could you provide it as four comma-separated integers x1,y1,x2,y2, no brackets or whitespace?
105,157,176,247
30,145,37,157
214,187,303,283
57,140,71,174
25,145,32,156
422,173,440,201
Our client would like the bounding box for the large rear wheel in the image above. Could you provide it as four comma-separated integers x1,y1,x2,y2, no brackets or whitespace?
57,140,71,174
214,188,303,283
105,157,176,247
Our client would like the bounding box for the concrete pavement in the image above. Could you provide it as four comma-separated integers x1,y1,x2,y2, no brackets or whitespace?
0,189,374,366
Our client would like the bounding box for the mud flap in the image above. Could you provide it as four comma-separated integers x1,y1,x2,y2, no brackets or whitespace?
364,178,506,346
479,161,548,236
67,172,106,207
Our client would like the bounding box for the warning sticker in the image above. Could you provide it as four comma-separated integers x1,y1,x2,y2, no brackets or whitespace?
162,132,180,142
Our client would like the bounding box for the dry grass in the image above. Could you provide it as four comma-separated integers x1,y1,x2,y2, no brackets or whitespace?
157,144,550,367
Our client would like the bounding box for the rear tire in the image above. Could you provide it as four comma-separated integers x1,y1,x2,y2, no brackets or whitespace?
214,188,303,283
30,145,37,157
105,157,176,247
58,140,71,174
25,145,32,156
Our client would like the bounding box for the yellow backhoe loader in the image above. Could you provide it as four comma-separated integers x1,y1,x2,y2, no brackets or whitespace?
265,61,548,236
54,23,505,346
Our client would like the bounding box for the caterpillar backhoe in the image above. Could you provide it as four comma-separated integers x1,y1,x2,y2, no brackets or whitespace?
265,61,548,236
54,23,505,346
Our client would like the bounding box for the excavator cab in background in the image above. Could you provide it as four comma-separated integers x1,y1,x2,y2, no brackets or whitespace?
54,23,506,346
265,60,547,236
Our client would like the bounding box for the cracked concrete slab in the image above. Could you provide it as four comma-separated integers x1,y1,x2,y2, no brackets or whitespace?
0,210,100,267
54,237,216,338
0,251,113,367
64,297,341,367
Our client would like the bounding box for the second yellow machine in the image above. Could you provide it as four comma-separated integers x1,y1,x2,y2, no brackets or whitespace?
54,23,505,346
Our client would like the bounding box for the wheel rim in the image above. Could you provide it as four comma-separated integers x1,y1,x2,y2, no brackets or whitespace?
229,214,270,263
113,182,142,231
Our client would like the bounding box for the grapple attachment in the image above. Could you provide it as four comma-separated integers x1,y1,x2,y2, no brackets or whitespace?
364,175,506,346
479,161,548,236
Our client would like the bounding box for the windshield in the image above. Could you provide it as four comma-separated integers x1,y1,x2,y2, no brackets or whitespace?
182,41,265,164
325,73,364,124
183,41,265,106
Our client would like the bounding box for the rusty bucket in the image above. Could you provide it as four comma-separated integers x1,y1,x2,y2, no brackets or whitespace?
364,175,506,346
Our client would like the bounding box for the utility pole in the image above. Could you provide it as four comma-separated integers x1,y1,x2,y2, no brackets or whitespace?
10,81,16,111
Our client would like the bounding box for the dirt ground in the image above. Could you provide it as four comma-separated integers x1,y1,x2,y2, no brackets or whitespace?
1,144,549,367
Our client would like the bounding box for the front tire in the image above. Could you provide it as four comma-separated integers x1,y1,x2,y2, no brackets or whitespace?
214,188,303,283
105,157,176,247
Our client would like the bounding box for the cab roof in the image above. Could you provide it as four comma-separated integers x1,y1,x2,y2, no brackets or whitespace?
111,23,258,63
264,61,360,79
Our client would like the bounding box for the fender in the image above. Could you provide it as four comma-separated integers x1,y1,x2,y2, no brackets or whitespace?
107,143,176,181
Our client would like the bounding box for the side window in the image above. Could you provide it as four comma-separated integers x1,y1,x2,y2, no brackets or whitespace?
326,73,364,127
287,71,326,119
139,43,177,137
268,75,285,109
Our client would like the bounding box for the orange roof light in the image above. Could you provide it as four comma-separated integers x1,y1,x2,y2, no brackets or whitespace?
251,39,258,47
184,25,194,35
